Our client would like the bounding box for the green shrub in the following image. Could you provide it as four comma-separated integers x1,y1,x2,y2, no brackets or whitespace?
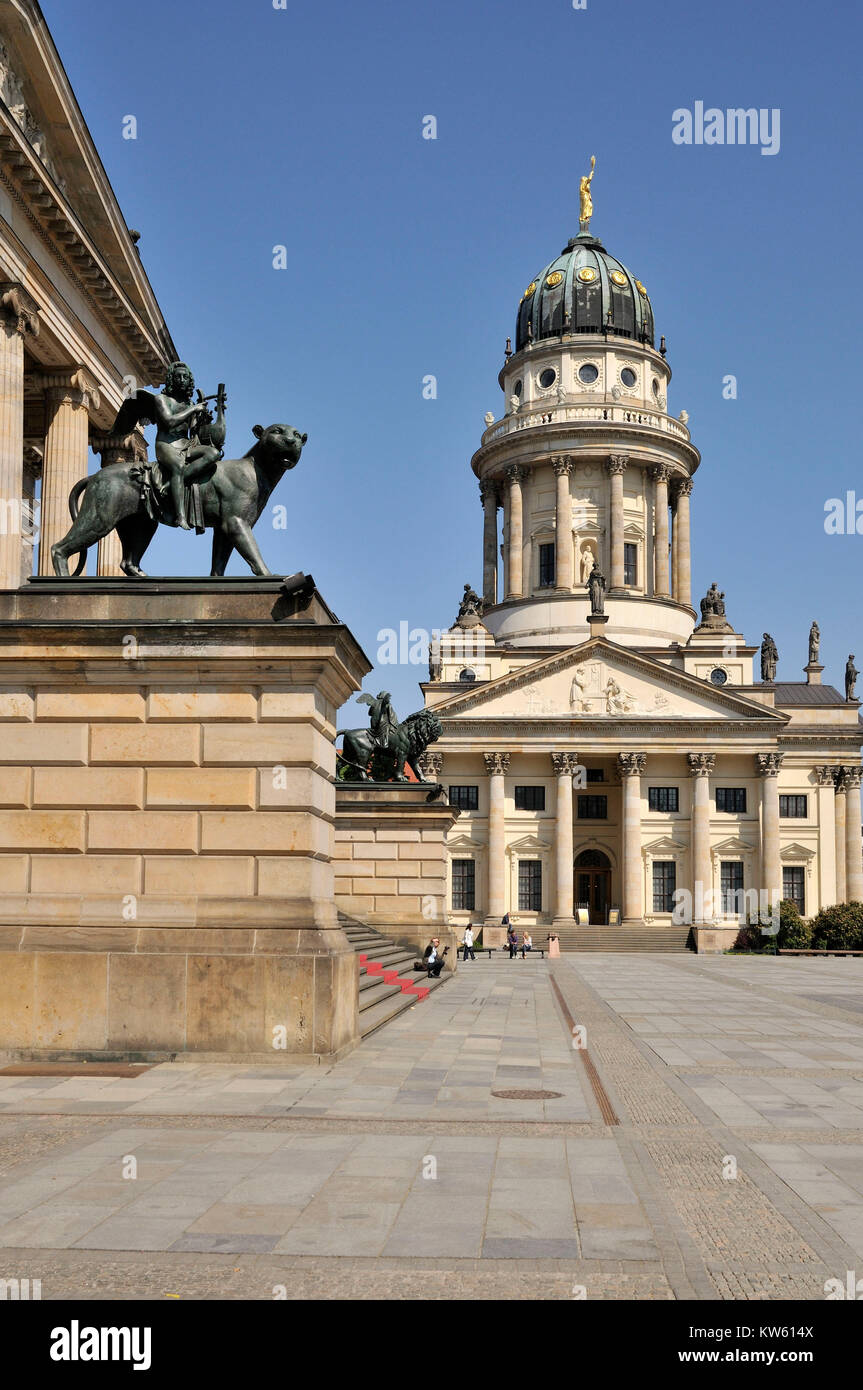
733,923,762,952
776,899,812,950
809,902,863,951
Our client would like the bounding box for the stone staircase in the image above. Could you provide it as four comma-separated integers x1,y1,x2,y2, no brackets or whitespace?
340,915,450,1038
553,924,693,953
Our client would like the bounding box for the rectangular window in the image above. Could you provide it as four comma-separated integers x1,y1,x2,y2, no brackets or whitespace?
716,787,747,813
720,860,745,914
648,786,679,813
586,768,605,783
652,860,677,913
518,859,542,911
623,542,637,587
448,785,478,811
783,866,805,915
779,795,808,818
451,859,475,911
515,785,546,811
578,795,608,820
538,542,556,588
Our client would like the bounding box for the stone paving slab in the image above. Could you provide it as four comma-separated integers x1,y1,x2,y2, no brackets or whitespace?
0,955,862,1298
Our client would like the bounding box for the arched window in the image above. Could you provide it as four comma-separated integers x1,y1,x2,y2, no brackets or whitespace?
458,668,476,683
575,849,611,869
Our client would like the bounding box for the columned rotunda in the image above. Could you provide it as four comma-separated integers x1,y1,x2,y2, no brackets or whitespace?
422,185,863,949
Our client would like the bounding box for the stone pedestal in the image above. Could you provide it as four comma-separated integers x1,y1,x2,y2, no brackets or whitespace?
334,782,460,970
0,576,370,1062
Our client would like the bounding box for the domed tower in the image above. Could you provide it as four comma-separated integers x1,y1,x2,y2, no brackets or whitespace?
474,163,700,650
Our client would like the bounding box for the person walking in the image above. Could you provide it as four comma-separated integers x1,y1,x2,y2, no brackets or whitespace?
463,925,476,962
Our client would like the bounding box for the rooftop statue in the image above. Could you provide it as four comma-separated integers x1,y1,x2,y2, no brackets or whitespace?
457,582,484,625
846,654,858,702
337,693,442,783
700,582,726,620
761,633,778,683
587,557,606,615
579,155,596,233
809,621,820,665
50,360,307,578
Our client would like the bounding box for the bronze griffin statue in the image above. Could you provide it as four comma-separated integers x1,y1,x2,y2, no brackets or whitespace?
337,691,442,783
50,360,307,578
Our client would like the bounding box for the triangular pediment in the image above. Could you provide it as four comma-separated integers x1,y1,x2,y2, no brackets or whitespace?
508,833,552,852
711,835,758,856
643,834,688,855
430,637,788,724
447,832,484,852
780,841,816,862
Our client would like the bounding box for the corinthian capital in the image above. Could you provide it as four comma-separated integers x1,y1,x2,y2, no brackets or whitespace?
479,479,500,507
843,765,862,792
813,766,835,787
505,464,529,486
0,282,40,338
688,752,716,777
756,752,784,778
604,454,628,476
483,751,511,776
673,478,694,499
649,464,671,484
551,751,580,776
552,455,573,477
418,751,443,780
618,751,647,777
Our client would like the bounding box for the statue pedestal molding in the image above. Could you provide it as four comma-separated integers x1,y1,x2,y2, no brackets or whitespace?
804,662,824,687
588,613,609,640
334,783,460,970
0,577,370,1062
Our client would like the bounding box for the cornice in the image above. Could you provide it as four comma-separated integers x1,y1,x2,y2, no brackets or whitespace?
0,110,171,380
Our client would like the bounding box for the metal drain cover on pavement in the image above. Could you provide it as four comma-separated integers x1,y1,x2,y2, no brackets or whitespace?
491,1088,562,1100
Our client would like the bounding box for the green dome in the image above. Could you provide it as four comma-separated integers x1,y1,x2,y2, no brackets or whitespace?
515,232,654,352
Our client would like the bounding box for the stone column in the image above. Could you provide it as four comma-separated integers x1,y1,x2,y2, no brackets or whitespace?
814,766,837,909
649,464,670,598
757,753,783,910
670,489,679,600
834,770,847,903
672,478,693,608
505,466,528,599
605,454,627,591
480,479,500,608
553,456,573,592
688,753,716,922
619,752,646,921
0,284,40,590
484,751,510,923
92,432,145,576
38,370,100,576
551,751,579,924
844,766,863,902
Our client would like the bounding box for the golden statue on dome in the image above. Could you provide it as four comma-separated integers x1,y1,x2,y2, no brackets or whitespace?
579,154,596,233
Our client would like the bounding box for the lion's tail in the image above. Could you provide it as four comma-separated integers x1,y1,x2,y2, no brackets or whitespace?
68,476,89,522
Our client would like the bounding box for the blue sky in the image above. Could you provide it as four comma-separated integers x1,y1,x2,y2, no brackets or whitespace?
42,0,863,719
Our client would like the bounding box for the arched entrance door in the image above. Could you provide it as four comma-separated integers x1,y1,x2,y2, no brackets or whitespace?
575,849,612,925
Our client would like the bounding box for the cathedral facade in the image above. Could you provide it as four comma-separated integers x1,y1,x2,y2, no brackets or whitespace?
421,195,863,949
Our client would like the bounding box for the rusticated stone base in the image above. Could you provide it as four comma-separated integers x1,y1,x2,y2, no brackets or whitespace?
0,577,370,1061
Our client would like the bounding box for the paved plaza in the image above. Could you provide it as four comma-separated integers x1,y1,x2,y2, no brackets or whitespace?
1,953,862,1300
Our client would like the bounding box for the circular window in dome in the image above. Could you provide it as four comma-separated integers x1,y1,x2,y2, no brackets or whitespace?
709,668,728,687
458,668,477,684
610,270,627,287
513,379,522,397
635,279,648,296
546,270,564,288
538,368,557,389
577,267,597,283
578,363,599,384
522,280,537,300
620,367,637,387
